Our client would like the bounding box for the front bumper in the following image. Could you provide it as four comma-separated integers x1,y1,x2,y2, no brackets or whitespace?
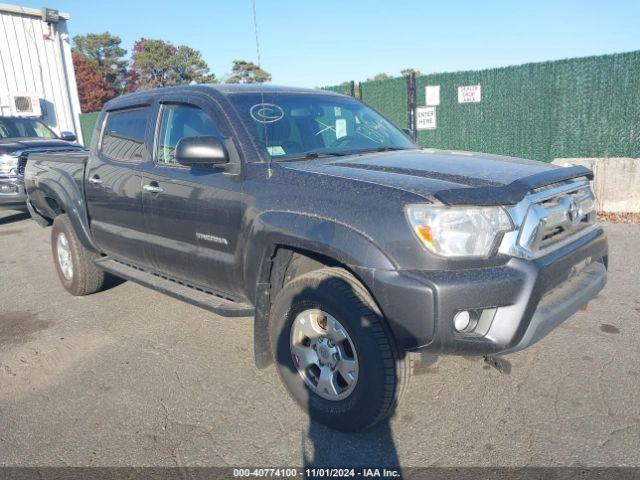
361,227,608,355
0,177,27,210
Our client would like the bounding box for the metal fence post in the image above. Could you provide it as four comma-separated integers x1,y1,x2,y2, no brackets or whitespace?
406,72,417,139
349,81,355,97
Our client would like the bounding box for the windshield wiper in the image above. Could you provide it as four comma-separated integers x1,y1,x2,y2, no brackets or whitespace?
374,146,409,152
275,146,414,162
276,150,355,162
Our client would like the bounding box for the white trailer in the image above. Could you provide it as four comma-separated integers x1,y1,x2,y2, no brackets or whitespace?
0,3,82,143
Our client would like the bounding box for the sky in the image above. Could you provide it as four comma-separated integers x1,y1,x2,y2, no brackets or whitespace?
16,0,640,87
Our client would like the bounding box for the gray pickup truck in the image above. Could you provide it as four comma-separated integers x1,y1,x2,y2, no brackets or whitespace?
0,116,82,211
25,84,608,431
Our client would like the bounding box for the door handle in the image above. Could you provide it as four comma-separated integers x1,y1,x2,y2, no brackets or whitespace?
143,183,164,194
88,175,102,185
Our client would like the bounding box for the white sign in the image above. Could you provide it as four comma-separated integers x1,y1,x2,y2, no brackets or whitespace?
425,85,440,106
458,84,481,103
416,106,436,130
335,118,347,138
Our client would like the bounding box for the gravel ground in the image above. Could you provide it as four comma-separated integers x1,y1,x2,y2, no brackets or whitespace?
0,209,639,467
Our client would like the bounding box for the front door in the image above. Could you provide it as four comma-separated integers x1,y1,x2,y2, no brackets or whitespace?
140,96,244,296
86,106,152,267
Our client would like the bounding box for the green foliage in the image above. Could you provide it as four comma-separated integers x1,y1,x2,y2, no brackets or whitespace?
369,73,392,81
72,32,128,93
226,60,271,84
172,45,217,85
400,68,423,77
128,38,216,91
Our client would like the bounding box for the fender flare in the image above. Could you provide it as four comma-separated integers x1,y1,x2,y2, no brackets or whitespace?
244,211,395,369
244,210,395,297
36,164,99,253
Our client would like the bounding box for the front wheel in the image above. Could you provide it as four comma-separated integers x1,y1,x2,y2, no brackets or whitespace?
269,267,411,431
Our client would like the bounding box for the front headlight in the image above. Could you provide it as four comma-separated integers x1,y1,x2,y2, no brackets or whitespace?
405,204,513,258
0,154,19,175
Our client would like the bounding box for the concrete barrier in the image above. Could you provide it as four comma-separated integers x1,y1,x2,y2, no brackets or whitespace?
552,158,640,213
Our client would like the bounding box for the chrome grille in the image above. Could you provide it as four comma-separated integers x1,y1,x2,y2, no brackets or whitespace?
16,155,27,176
499,179,598,259
13,148,81,177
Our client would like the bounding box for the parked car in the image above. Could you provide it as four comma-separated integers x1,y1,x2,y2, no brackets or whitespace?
25,85,608,431
0,116,83,211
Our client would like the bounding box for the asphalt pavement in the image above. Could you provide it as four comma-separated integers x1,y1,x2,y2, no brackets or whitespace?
0,209,638,467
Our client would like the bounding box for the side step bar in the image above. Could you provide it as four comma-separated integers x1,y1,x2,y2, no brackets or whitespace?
94,258,255,318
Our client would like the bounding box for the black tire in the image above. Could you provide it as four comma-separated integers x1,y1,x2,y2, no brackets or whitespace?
51,214,106,296
269,267,411,431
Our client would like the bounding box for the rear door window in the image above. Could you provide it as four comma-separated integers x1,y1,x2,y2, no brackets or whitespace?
101,107,150,162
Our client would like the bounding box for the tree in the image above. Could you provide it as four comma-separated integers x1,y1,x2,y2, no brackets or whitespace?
72,52,115,112
368,73,391,81
127,38,216,91
226,60,271,84
72,32,128,93
400,68,423,77
172,45,217,85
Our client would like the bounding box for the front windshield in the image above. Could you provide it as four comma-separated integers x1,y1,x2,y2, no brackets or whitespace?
0,118,56,140
228,93,415,160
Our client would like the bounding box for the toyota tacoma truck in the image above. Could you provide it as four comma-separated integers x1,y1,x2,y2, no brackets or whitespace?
0,116,82,211
25,85,608,431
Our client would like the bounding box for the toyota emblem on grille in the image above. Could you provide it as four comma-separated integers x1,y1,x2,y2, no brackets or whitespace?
568,198,581,224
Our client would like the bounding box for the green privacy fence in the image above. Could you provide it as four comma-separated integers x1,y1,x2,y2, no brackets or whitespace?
330,50,640,162
79,111,100,147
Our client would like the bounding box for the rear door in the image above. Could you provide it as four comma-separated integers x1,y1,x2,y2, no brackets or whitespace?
139,94,244,296
86,105,152,267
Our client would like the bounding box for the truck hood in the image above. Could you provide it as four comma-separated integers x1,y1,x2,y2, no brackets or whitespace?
281,149,592,205
0,138,80,155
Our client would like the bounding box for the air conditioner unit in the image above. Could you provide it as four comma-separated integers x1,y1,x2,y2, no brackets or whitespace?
10,93,42,118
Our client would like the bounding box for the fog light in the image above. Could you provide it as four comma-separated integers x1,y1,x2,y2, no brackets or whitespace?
454,310,471,332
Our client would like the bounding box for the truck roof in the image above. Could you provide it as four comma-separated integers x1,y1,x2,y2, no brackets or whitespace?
104,84,342,110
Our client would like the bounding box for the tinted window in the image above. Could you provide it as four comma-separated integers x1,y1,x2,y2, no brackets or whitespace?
156,105,221,165
101,108,150,162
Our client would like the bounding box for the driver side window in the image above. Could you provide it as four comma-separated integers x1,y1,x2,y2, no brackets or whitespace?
156,104,221,165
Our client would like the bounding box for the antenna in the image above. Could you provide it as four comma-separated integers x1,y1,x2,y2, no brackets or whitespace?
252,0,272,178
252,0,262,68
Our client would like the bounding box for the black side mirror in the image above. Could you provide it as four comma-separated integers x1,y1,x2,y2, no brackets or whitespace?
402,128,415,140
174,136,228,167
60,131,77,142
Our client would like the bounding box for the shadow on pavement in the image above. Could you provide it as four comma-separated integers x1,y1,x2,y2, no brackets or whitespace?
303,419,400,468
0,211,30,225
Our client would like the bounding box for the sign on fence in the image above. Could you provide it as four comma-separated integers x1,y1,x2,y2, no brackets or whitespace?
416,106,436,130
458,85,481,103
425,85,440,106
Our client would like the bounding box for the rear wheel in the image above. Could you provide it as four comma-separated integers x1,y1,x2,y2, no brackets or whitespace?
269,267,411,431
51,215,106,296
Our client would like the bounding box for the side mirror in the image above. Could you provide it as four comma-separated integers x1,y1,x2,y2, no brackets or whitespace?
174,136,228,167
402,128,415,140
60,131,77,142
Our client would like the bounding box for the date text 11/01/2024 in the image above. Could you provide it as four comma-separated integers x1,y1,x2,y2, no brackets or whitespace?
232,468,401,477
